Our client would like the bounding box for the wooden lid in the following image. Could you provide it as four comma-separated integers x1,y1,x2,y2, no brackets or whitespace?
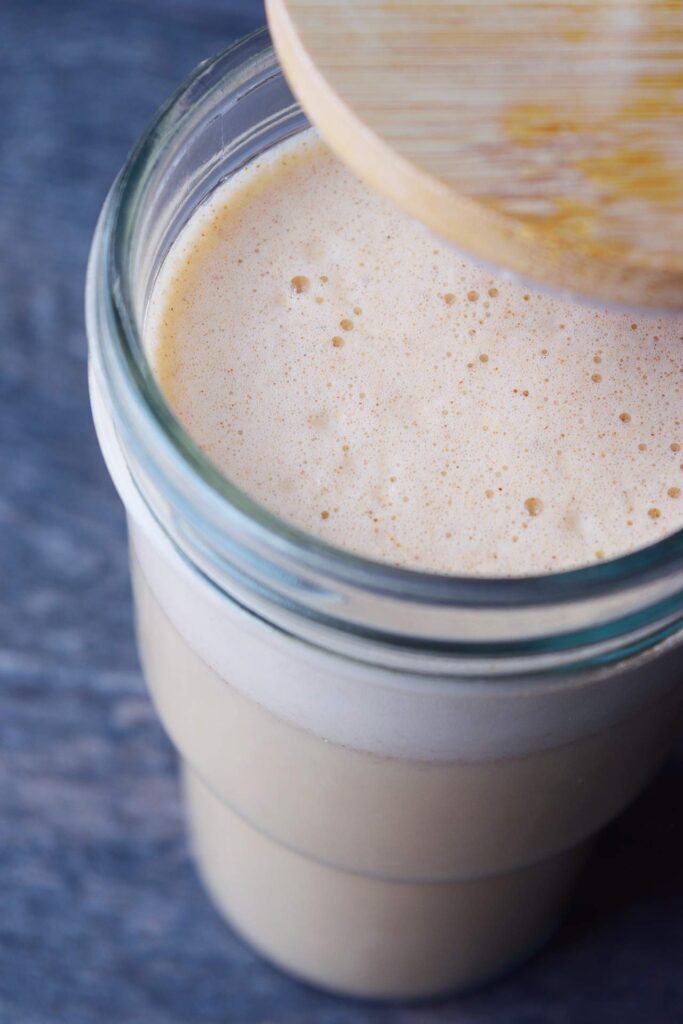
266,0,683,309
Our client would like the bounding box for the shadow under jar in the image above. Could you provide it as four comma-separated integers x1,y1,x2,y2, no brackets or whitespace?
86,28,683,1000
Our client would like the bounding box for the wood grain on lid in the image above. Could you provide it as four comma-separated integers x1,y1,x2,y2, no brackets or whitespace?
266,0,683,308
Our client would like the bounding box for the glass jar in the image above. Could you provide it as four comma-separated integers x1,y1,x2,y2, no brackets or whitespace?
86,28,683,999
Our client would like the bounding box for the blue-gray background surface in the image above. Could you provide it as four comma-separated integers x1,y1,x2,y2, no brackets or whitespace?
1,1,682,1021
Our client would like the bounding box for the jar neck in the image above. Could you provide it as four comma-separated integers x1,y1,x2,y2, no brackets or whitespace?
86,30,683,677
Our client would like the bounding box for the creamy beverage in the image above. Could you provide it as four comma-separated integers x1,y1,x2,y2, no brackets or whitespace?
108,130,683,997
150,133,683,576
88,45,683,997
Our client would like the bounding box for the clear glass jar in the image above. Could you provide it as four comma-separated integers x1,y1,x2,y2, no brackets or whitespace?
86,29,683,999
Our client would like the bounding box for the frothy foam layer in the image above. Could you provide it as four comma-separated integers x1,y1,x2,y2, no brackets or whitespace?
148,133,683,576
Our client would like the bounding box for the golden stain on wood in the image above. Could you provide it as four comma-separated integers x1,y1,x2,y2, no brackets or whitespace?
576,147,682,207
500,105,585,148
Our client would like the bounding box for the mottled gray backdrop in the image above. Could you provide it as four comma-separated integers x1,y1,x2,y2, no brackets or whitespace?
1,1,682,1022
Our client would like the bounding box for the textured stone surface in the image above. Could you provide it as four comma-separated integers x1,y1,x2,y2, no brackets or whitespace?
0,1,682,1021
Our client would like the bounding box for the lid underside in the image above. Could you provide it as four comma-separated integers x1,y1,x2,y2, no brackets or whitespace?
267,0,683,309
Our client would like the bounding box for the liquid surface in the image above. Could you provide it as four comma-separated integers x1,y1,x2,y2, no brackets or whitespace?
148,133,683,575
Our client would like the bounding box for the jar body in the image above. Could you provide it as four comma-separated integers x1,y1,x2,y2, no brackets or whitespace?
135,533,680,998
91,367,681,998
86,33,683,999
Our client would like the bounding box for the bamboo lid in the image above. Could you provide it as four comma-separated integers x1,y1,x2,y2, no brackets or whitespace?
266,0,683,309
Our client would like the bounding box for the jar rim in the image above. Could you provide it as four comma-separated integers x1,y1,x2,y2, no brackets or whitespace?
90,27,683,661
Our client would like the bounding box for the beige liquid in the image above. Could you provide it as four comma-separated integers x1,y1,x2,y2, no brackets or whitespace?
150,133,683,576
128,533,682,997
125,131,683,997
